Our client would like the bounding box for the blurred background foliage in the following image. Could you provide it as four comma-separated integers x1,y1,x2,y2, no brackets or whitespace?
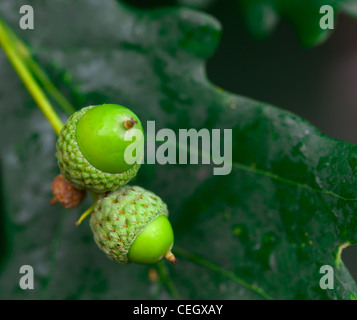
124,0,357,144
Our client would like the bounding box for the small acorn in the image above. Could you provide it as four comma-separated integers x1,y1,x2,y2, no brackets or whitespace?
90,185,177,265
56,104,144,193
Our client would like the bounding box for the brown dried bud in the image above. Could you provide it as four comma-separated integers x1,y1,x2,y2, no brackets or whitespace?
50,174,86,209
148,268,159,282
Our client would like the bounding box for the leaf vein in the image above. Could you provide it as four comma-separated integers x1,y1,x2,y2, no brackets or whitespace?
233,162,357,201
174,246,273,300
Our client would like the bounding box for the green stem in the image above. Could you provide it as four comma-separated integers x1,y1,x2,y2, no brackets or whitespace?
173,246,273,300
156,261,181,300
75,203,95,226
0,17,76,116
0,19,63,136
0,16,98,225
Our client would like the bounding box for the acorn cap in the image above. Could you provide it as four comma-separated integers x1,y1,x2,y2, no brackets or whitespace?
56,106,141,193
89,185,168,264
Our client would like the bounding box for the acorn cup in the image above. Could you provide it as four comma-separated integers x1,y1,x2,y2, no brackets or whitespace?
90,185,177,265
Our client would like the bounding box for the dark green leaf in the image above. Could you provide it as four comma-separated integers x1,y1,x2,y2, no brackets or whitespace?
0,0,356,299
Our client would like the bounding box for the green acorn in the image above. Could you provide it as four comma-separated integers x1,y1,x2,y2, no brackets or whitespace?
56,104,144,193
90,185,177,265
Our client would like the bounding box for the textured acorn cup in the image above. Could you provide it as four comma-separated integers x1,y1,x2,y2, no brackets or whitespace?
56,104,143,193
90,185,176,265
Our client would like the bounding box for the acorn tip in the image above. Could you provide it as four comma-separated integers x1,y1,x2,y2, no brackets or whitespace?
124,117,138,129
165,251,177,266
